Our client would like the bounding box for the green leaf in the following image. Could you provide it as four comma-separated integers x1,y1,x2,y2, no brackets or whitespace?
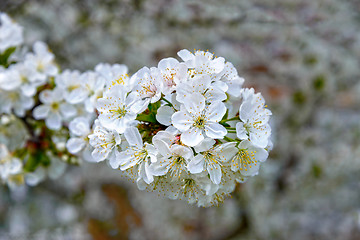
23,151,51,172
24,153,41,172
148,101,161,113
222,109,229,122
136,113,157,123
0,47,16,66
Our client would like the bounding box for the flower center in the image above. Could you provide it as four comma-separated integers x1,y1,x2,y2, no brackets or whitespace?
20,75,28,83
193,116,206,129
37,63,45,72
111,74,128,87
110,106,127,118
51,102,59,110
67,84,80,92
174,156,185,164
237,149,257,171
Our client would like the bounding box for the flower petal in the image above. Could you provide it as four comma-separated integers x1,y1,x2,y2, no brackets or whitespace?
187,154,204,174
171,110,192,132
180,127,204,147
33,105,50,119
45,112,62,130
124,127,143,147
66,138,86,154
156,105,174,126
204,122,227,139
183,92,205,115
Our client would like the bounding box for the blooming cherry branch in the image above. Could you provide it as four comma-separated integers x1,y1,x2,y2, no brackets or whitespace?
0,12,272,207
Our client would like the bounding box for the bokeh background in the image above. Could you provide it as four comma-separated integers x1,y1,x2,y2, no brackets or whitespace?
1,0,360,239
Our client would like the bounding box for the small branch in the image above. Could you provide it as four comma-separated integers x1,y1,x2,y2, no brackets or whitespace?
220,117,239,124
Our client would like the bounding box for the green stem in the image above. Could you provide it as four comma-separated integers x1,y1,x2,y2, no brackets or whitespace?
220,116,239,124
161,97,175,109
224,136,235,142
226,127,236,130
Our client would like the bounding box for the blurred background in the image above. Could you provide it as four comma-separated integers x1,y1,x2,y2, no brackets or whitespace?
1,0,360,239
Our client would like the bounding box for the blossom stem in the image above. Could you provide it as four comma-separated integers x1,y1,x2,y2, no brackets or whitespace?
224,136,235,142
226,127,236,130
161,97,175,109
220,116,239,124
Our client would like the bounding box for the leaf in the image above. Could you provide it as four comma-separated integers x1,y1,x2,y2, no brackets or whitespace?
0,47,16,66
136,113,156,123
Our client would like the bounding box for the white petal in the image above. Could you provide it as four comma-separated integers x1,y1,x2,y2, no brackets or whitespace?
66,138,86,154
180,127,204,147
187,154,204,174
124,127,143,147
171,110,192,132
170,145,193,159
39,89,54,104
108,150,120,169
153,139,171,158
226,77,244,97
69,117,90,136
194,138,215,153
236,122,248,140
183,92,205,115
118,150,138,170
149,158,169,176
206,101,226,122
204,122,227,139
33,105,50,119
177,49,194,62
207,163,222,184
156,105,174,126
250,124,271,148
138,161,154,184
65,87,88,104
8,158,22,174
46,112,62,130
25,168,46,186
60,103,77,119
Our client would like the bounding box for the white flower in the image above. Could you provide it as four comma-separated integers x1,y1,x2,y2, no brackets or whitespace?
80,71,105,113
217,62,244,97
236,92,272,148
88,120,121,164
97,85,146,133
229,140,268,176
114,127,158,184
11,63,42,97
187,139,235,184
132,66,163,103
156,105,175,126
66,117,91,154
33,88,77,130
55,70,89,104
0,144,24,189
177,173,219,206
95,63,130,89
177,49,225,75
155,94,181,126
25,167,46,186
175,74,228,104
157,57,188,94
172,92,227,146
24,41,58,80
0,13,23,52
150,139,193,180
0,68,21,91
0,89,34,117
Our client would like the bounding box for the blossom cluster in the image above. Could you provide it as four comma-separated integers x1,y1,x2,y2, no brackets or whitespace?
0,12,272,206
88,50,273,206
